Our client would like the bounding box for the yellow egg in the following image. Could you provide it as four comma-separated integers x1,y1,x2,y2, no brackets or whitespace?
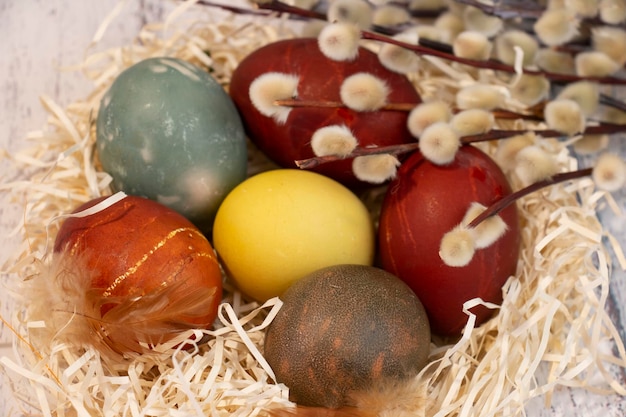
212,169,375,301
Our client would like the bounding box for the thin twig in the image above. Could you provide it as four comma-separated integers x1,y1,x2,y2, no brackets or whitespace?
295,123,626,168
467,168,594,228
295,142,420,169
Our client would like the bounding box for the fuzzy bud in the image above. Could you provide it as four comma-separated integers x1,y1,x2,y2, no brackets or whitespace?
592,26,626,66
352,154,400,184
449,109,495,136
601,107,626,125
434,12,464,43
452,31,493,61
372,4,411,26
378,31,420,74
534,48,576,75
407,101,453,138
456,84,506,110
593,153,626,192
533,9,579,46
318,22,361,62
599,0,626,25
494,132,536,170
494,30,539,67
573,135,610,155
514,145,559,185
418,122,461,165
556,81,599,117
510,75,551,107
461,202,508,249
462,6,503,38
310,125,358,157
544,99,586,136
439,225,476,267
575,51,621,78
340,72,390,112
249,72,299,124
413,25,446,43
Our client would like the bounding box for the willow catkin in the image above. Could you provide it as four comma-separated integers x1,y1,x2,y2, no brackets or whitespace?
317,22,361,62
593,153,626,191
406,100,452,137
339,72,390,112
352,154,400,184
249,72,300,124
418,122,460,165
310,125,358,157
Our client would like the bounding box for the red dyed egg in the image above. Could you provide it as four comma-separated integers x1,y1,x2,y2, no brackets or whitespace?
229,38,421,187
53,195,223,353
378,146,520,337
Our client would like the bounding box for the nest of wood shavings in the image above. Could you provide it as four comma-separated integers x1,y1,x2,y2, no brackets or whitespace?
1,1,626,417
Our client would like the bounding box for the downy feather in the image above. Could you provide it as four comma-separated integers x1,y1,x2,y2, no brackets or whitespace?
25,251,218,360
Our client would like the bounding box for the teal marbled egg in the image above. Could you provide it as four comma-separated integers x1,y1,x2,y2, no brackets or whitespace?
96,57,247,233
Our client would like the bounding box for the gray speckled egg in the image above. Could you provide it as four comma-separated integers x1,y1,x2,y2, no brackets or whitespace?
96,57,247,232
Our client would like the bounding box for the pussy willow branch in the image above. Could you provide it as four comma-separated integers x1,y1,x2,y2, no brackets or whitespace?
275,98,547,121
296,142,420,169
237,0,626,85
359,30,626,85
295,123,626,169
466,168,593,228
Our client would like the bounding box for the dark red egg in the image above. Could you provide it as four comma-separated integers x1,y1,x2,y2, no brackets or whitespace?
378,145,521,337
229,38,421,187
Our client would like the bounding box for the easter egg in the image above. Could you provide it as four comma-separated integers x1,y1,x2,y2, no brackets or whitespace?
229,38,421,187
96,57,247,233
53,194,223,354
264,264,431,408
378,146,521,337
212,169,375,301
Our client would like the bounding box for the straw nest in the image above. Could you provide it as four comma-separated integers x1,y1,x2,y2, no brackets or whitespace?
1,1,626,416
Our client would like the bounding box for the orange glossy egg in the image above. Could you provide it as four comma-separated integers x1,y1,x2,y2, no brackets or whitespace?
53,194,223,352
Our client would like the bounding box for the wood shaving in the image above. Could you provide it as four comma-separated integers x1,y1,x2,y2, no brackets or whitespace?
1,2,626,417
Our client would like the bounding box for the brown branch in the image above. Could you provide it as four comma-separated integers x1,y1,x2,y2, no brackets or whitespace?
359,30,626,85
467,168,594,228
461,123,626,143
295,123,626,169
295,142,420,169
261,0,626,85
275,98,548,120
273,98,417,112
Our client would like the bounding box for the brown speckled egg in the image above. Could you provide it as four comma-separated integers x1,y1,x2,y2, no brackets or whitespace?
264,264,431,408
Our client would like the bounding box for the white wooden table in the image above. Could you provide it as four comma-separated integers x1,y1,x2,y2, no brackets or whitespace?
1,1,626,416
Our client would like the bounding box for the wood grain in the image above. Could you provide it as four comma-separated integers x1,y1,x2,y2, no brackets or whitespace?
1,1,625,416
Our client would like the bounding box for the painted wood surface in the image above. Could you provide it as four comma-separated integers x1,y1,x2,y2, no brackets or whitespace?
1,1,626,416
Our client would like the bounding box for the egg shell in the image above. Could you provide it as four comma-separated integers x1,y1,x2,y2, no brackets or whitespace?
96,57,247,233
229,38,421,187
264,264,431,408
378,146,521,337
53,195,223,329
212,169,375,302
